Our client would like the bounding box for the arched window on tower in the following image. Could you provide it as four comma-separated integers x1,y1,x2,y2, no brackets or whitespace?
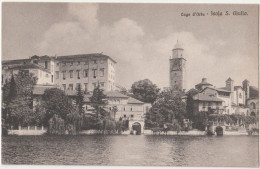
250,102,256,109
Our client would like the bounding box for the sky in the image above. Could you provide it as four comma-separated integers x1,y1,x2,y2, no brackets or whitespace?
2,3,259,90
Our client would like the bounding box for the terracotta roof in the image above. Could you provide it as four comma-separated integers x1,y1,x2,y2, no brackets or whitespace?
105,91,128,98
128,97,144,104
56,53,117,63
193,93,224,102
212,87,231,93
226,77,233,82
2,59,31,65
200,86,231,93
5,63,51,73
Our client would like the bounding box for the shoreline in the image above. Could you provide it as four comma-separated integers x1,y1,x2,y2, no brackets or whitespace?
6,129,258,136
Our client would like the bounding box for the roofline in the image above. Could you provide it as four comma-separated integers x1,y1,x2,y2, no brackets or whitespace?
7,64,51,73
200,86,231,93
172,48,184,51
56,53,117,63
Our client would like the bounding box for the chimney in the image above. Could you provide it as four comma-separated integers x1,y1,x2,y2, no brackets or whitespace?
202,78,207,83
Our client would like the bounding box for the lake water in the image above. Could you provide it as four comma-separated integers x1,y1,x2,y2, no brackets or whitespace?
2,135,259,167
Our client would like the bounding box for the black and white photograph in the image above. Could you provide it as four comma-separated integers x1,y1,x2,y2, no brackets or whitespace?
1,1,259,167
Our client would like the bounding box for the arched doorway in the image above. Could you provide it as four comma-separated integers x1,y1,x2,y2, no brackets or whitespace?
215,126,223,136
132,122,141,135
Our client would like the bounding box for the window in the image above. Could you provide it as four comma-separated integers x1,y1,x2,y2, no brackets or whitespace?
84,83,88,92
77,61,80,65
93,69,97,78
63,62,66,66
45,61,48,69
93,60,97,64
46,73,49,78
51,75,53,83
100,68,104,77
62,84,66,91
131,114,134,118
100,59,104,64
84,69,88,78
123,107,126,111
76,83,80,90
123,114,126,118
100,82,105,87
77,70,80,79
68,84,73,90
131,107,133,111
84,61,88,65
70,62,73,66
69,70,73,78
62,71,66,79
55,71,59,79
56,63,59,66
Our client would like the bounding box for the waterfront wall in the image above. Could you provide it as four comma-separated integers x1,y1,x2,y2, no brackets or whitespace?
143,130,207,136
8,129,47,136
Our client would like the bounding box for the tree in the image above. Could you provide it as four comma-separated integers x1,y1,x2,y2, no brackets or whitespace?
147,89,186,129
131,79,160,103
76,84,84,115
112,106,118,119
41,88,74,122
3,70,37,127
186,93,194,120
89,84,108,118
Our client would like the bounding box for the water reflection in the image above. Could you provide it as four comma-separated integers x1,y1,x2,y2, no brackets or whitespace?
2,135,259,167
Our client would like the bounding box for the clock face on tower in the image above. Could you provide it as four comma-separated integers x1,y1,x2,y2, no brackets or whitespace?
171,59,182,71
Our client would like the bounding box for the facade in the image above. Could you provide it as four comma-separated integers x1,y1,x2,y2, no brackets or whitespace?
104,91,151,133
192,93,224,115
2,55,55,86
2,53,116,93
169,42,186,92
54,54,116,93
191,77,258,116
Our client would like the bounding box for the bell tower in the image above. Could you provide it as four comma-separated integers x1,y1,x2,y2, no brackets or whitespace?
169,41,186,92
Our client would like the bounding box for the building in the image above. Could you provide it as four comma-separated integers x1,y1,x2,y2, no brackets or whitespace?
2,55,55,86
104,91,151,133
169,42,186,92
243,80,259,116
2,53,116,93
54,53,116,93
192,92,224,115
191,77,258,116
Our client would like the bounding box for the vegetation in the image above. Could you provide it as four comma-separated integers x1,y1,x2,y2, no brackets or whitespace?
2,70,38,129
145,89,187,130
131,79,160,103
76,84,84,115
39,88,83,135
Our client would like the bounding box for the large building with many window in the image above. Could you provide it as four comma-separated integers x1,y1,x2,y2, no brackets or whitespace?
54,53,116,93
2,53,116,93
